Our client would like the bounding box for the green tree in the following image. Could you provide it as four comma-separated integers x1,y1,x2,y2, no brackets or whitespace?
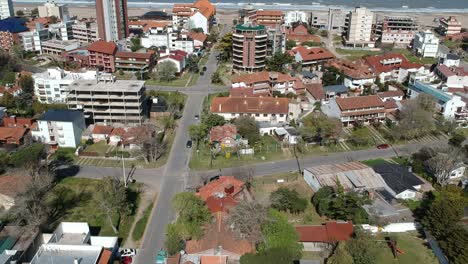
10,143,44,169
439,225,468,264
240,248,297,264
155,61,178,82
449,132,466,147
347,228,378,264
165,91,185,113
300,114,342,143
172,192,211,239
165,223,184,256
1,71,16,85
188,124,207,147
201,113,225,128
211,70,223,84
286,40,296,50
217,33,233,61
161,115,175,131
95,176,130,234
349,128,372,146
322,66,340,86
270,187,308,213
186,55,200,73
234,116,260,145
266,52,293,73
260,209,303,259
328,242,353,264
1,92,15,108
0,150,9,174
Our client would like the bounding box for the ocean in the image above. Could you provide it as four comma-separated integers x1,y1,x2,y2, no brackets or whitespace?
15,0,468,13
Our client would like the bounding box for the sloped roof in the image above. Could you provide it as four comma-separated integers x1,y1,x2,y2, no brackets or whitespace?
209,124,237,143
372,162,424,194
0,18,28,33
305,83,325,101
364,53,422,73
193,0,216,18
211,96,289,114
0,175,30,197
296,221,354,243
92,125,113,135
88,41,117,55
197,176,245,201
2,116,35,128
189,31,207,42
200,256,227,264
378,90,405,98
328,59,375,80
324,85,348,94
335,95,384,111
0,127,28,144
291,46,334,62
231,71,296,84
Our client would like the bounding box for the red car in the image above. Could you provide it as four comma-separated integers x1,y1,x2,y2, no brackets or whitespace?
121,256,132,264
377,144,390,149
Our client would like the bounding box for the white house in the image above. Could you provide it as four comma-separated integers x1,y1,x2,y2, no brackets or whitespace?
188,12,209,34
31,109,86,148
284,11,308,26
158,54,186,73
32,68,97,104
435,64,468,89
413,30,439,58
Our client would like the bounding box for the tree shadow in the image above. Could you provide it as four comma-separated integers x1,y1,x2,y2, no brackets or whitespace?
47,185,92,229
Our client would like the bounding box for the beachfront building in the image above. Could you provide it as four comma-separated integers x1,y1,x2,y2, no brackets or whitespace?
66,79,146,125
284,11,308,26
251,10,284,29
413,30,439,58
95,0,129,41
344,7,375,48
439,16,462,37
172,0,216,34
310,9,347,34
0,0,13,19
38,1,69,20
233,24,268,72
376,16,418,47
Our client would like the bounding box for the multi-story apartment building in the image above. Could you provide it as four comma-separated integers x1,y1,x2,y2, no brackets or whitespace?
96,0,128,41
231,71,305,96
0,18,28,52
310,9,347,33
325,95,386,126
364,53,423,83
31,109,86,148
0,0,13,19
115,50,156,73
19,25,49,52
252,10,284,29
67,79,146,125
345,7,375,48
32,68,98,103
141,26,195,54
38,1,69,20
88,40,118,73
439,16,462,37
49,21,74,40
284,11,308,26
376,16,418,46
71,21,98,44
233,24,268,72
211,96,290,124
41,39,80,56
413,30,439,58
435,64,468,89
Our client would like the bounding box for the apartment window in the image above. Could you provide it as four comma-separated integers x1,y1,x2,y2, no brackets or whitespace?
263,114,268,117
279,114,284,117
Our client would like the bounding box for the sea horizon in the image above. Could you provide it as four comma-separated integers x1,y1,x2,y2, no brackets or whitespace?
13,0,468,13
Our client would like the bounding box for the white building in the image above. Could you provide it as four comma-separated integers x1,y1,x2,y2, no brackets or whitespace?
33,68,98,103
0,0,13,19
345,7,375,48
38,1,69,20
413,30,439,58
49,21,74,41
284,11,308,26
19,26,50,53
435,64,468,89
188,12,209,34
31,109,86,148
408,81,466,120
30,222,118,264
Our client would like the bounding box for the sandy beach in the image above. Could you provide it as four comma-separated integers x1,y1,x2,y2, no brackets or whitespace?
13,3,468,29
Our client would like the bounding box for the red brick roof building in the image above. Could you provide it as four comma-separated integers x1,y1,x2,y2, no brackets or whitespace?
88,41,117,72
115,50,156,72
331,95,386,126
290,46,334,68
209,124,238,148
286,24,321,44
0,127,28,145
364,53,423,84
231,71,305,96
328,59,376,91
251,10,284,29
295,221,353,251
2,116,35,128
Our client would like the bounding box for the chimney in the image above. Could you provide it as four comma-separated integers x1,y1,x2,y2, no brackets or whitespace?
10,115,16,126
224,184,234,195
244,100,247,105
218,103,222,112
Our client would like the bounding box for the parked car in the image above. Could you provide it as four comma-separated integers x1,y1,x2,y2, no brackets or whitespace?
194,115,199,120
377,144,390,149
120,249,137,257
121,256,133,264
186,140,193,148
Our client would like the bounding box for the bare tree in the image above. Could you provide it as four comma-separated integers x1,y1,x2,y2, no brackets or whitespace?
133,125,166,163
227,201,267,245
425,148,463,186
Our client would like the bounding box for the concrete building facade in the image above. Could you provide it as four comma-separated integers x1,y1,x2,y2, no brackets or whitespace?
95,0,129,41
413,30,439,58
345,7,375,48
38,1,69,20
0,0,13,20
376,16,418,46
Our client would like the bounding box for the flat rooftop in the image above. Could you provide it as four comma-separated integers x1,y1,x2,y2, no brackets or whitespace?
31,245,102,264
69,80,145,92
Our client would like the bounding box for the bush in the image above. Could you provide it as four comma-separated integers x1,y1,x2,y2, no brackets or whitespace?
85,138,94,145
270,187,308,214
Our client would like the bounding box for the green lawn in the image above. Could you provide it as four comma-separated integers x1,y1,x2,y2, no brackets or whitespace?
145,72,197,87
361,158,388,167
443,40,462,49
395,49,437,65
374,232,438,264
336,48,382,60
301,251,324,263
46,177,141,243
131,201,154,242
84,141,111,155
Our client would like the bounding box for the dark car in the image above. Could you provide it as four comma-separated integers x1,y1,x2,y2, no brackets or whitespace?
186,140,193,148
377,144,390,149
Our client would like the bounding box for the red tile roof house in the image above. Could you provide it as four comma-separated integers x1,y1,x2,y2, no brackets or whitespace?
286,24,321,45
209,124,238,148
91,125,114,142
0,175,30,211
434,64,468,89
290,46,334,70
197,176,249,214
295,221,353,252
211,96,290,124
364,53,424,84
158,50,188,73
189,31,208,48
324,95,386,126
231,71,306,96
115,50,156,73
2,116,35,128
0,127,29,145
328,59,376,92
88,41,117,73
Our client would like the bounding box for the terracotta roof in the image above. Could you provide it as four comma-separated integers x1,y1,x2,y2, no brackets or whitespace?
378,90,404,98
295,221,353,243
209,124,237,143
341,108,386,117
197,176,245,201
2,116,35,128
205,195,238,213
305,83,325,101
211,96,289,115
92,125,114,135
167,254,181,264
97,249,112,264
110,127,126,137
193,0,216,19
189,31,207,42
116,51,153,59
329,59,375,80
231,71,296,85
0,175,30,197
88,41,117,55
364,53,422,73
256,10,283,17
0,127,28,144
159,54,184,62
437,64,468,77
185,221,253,256
291,46,334,62
335,95,385,111
287,33,321,44
384,99,398,110
200,256,227,264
